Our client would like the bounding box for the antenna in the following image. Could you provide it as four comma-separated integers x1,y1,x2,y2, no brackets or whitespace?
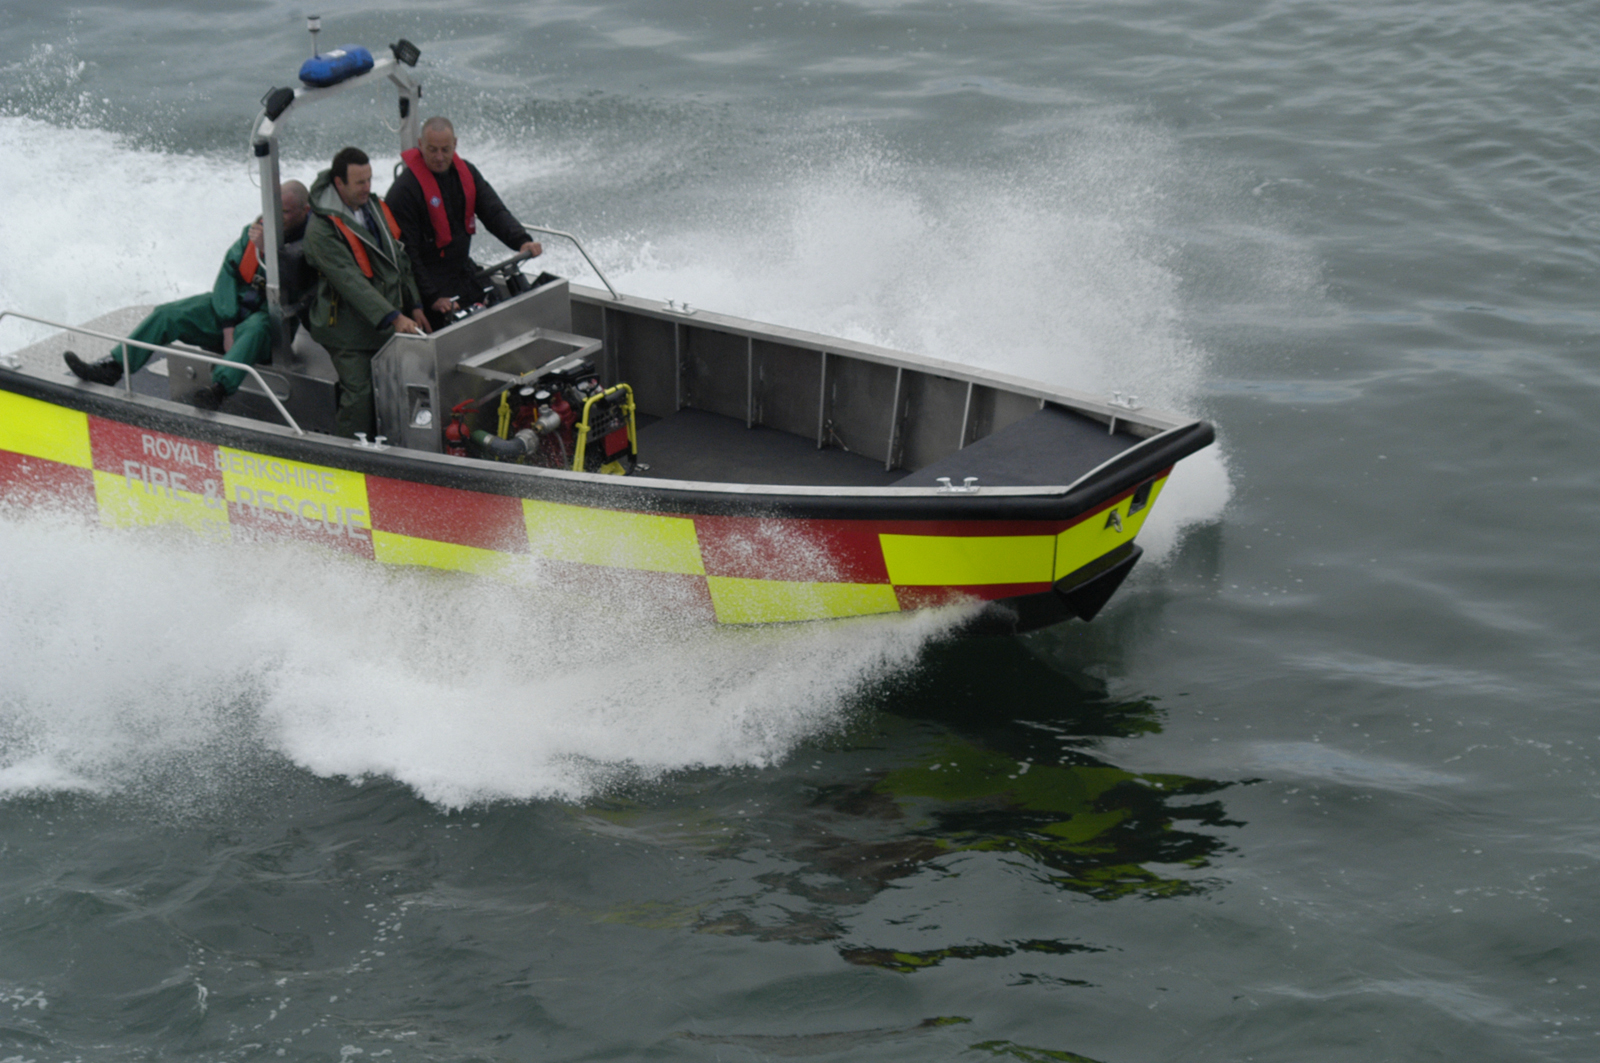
307,15,322,57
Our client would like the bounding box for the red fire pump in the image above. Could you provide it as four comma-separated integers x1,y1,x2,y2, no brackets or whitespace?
444,363,637,476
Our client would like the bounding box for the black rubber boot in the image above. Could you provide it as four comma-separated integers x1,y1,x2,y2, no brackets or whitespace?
64,350,124,386
189,382,228,410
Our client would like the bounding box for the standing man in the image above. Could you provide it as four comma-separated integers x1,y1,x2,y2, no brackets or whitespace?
303,146,430,440
65,181,312,408
386,116,542,329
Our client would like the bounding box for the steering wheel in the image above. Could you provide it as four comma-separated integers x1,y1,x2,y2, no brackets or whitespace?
471,249,535,288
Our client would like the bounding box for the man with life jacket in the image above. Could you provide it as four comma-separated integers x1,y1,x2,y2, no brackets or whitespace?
302,146,431,441
64,181,312,408
386,116,542,329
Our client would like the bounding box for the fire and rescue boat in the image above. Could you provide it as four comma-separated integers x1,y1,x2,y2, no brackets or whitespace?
0,33,1214,635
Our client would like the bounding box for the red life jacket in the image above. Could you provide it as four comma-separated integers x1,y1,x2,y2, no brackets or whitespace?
400,147,476,252
328,200,403,279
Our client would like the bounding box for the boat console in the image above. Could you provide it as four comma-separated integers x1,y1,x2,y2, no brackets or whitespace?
370,273,592,452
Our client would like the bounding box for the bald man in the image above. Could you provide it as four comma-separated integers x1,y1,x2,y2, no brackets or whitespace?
65,181,314,408
386,116,542,328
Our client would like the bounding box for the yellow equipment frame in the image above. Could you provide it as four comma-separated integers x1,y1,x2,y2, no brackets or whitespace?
571,383,637,475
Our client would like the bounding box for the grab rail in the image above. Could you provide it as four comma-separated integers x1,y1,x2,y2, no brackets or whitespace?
0,309,305,435
522,226,621,300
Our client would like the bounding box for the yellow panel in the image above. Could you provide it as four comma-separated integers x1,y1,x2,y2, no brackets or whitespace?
217,447,373,542
879,533,1055,587
707,576,902,624
92,468,231,539
523,499,704,575
372,530,523,579
0,391,92,468
1053,476,1168,580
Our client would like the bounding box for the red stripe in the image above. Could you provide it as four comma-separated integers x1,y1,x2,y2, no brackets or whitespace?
894,582,1054,609
0,450,97,515
366,474,529,553
88,417,222,490
694,515,890,583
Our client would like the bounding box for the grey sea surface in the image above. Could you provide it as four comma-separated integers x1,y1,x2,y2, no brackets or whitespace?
1,1,1597,1060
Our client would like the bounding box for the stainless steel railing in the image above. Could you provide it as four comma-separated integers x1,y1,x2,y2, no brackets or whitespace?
0,309,305,435
522,226,621,300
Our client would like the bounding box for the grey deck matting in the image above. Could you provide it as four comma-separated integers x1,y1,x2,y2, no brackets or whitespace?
636,408,904,487
898,405,1143,489
635,405,1145,490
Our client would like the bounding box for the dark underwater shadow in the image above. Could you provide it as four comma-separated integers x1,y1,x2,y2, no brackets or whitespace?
581,633,1245,992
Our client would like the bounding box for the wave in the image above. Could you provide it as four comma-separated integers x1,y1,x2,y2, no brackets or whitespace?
0,505,957,808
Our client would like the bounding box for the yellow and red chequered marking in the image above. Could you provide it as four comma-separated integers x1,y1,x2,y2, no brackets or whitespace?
522,497,705,575
81,414,387,557
519,558,717,622
695,514,895,622
694,515,891,582
87,417,230,538
215,445,373,558
702,575,900,624
0,391,96,514
520,496,727,614
368,475,529,552
3,389,1174,625
366,474,529,577
877,517,1069,608
360,478,717,614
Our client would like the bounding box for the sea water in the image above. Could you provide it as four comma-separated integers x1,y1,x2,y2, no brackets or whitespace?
0,1,1595,1060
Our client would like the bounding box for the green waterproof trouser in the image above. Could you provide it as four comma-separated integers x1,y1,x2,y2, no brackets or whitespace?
110,293,271,394
326,344,380,441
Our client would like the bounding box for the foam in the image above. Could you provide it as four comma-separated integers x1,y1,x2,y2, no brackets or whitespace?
0,118,231,337
0,115,398,347
0,505,958,808
1248,741,1466,790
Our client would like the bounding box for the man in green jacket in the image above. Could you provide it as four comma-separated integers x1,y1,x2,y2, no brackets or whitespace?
65,181,311,407
302,146,430,440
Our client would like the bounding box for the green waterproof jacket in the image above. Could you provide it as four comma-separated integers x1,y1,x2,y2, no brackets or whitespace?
302,168,422,353
210,220,309,323
211,224,257,324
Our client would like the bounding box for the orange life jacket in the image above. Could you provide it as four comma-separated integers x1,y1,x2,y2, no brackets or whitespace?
328,200,403,279
238,239,260,285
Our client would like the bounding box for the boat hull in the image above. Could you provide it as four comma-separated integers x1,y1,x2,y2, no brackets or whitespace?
0,370,1203,632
